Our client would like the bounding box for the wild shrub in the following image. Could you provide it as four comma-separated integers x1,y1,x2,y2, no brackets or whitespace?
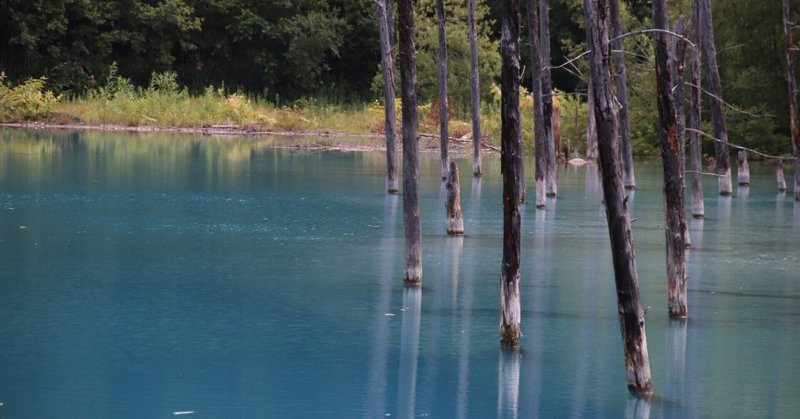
0,74,58,121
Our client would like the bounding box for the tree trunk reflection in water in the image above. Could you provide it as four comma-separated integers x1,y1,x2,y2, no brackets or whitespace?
497,348,521,419
664,319,688,418
397,287,422,418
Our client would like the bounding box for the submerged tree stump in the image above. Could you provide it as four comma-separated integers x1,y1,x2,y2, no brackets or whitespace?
777,158,788,192
445,162,464,235
737,150,750,186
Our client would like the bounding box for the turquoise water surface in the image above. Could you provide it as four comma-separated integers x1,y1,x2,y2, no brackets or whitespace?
1,129,798,418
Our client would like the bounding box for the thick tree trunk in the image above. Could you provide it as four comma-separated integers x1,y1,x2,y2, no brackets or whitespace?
699,0,732,195
436,0,449,180
540,0,557,197
584,0,652,394
654,2,688,319
586,81,598,160
527,0,547,209
399,0,422,286
446,162,464,235
610,0,636,189
777,158,788,192
737,150,750,186
468,0,483,177
500,0,523,348
689,0,705,218
375,0,399,193
782,0,800,201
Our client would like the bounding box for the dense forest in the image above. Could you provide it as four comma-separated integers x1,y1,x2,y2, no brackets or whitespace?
1,0,799,154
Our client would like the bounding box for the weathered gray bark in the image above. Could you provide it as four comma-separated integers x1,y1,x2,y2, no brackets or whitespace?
436,0,449,180
375,0,399,193
670,17,691,249
699,0,732,195
540,0,557,197
553,103,562,162
387,0,395,50
654,2,688,319
468,0,483,177
446,162,464,235
782,0,800,201
586,81,598,160
527,0,547,209
689,0,704,218
500,0,523,348
777,158,788,192
737,150,750,186
399,0,422,286
610,0,636,189
584,0,652,394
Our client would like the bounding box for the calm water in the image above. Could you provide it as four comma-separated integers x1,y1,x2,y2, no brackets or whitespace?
1,128,799,418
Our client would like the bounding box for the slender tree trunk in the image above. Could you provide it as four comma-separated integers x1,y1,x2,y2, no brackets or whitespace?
540,0,557,197
737,150,750,186
468,0,483,177
527,0,547,209
553,103,562,162
375,0,399,193
586,81,598,160
654,2,688,319
500,0,523,348
699,0,732,195
610,0,636,189
584,0,652,394
387,0,395,50
436,0,449,180
689,0,704,218
446,162,464,235
670,17,691,248
399,0,422,286
777,158,788,192
782,0,800,201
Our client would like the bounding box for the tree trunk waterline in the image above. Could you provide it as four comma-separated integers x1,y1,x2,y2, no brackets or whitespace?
468,0,483,177
737,150,750,186
540,0,558,198
776,158,788,192
584,0,652,394
610,0,636,190
586,81,598,160
782,0,800,201
374,0,398,193
446,162,464,235
436,0,449,181
399,0,422,286
500,0,523,348
689,0,705,218
654,1,688,319
699,0,732,195
527,0,547,209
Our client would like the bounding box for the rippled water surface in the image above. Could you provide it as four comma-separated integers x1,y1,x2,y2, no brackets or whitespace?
1,129,799,418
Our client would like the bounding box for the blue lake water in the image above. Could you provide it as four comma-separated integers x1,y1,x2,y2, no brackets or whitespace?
1,128,799,418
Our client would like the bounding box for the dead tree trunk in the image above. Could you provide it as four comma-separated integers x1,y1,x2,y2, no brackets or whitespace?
777,158,788,192
399,0,422,286
500,0,523,348
610,0,636,189
689,0,704,218
699,0,732,195
584,0,652,394
554,103,562,162
737,150,750,186
375,0,399,193
670,17,691,248
527,0,547,209
436,0,450,180
654,1,688,319
782,0,800,201
446,162,464,235
387,0,395,50
586,81,598,160
540,0,558,197
468,0,483,177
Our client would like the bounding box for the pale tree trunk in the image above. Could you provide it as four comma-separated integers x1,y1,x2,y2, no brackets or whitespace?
468,0,483,177
584,0,652,394
387,0,395,50
782,0,800,201
586,81,598,160
610,0,636,189
737,150,750,186
436,0,449,180
553,104,562,162
654,1,688,319
375,0,398,193
699,0,732,195
777,158,788,192
445,162,464,235
527,0,547,209
500,0,523,348
689,0,704,217
540,0,558,197
399,0,422,286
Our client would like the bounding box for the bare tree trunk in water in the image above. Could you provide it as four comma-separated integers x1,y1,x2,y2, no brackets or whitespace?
782,0,800,201
399,0,422,286
610,0,636,189
446,162,464,235
584,0,652,394
654,2,688,319
375,0,398,193
586,81,598,160
540,0,557,197
699,0,732,195
553,103,562,162
436,0,449,180
500,0,523,348
689,0,704,218
527,0,547,209
468,0,483,177
670,17,691,248
737,150,750,186
776,158,788,192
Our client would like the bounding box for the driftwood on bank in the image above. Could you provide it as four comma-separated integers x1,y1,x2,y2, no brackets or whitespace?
468,0,483,177
374,0,399,193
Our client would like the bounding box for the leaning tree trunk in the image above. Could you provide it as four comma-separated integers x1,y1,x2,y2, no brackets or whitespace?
527,0,547,209
540,0,558,197
375,0,399,193
446,162,464,235
782,0,800,201
399,0,422,286
654,2,688,319
689,0,705,218
610,0,636,189
500,0,523,348
468,0,483,177
586,81,598,160
584,0,652,394
699,0,732,195
436,0,449,180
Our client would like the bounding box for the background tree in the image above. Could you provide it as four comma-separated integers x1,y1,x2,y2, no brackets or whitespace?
374,0,399,193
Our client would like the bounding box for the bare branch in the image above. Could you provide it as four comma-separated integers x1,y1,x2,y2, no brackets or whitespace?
610,29,695,48
716,43,744,56
548,50,589,72
686,128,796,161
686,170,722,177
685,82,774,118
